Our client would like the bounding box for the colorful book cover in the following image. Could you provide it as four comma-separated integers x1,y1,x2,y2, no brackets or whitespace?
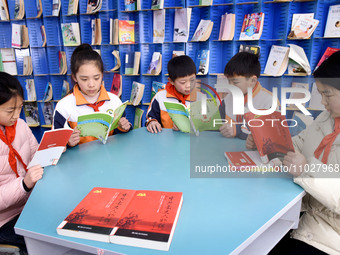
224,151,261,170
124,0,137,11
133,107,144,129
42,82,53,102
147,52,161,75
130,81,145,106
324,4,340,38
61,23,81,46
119,20,135,44
125,52,134,75
239,13,264,41
25,79,36,101
314,47,340,72
151,0,163,9
153,9,165,43
24,102,40,126
239,44,260,56
150,81,165,101
110,73,122,97
61,80,70,98
42,101,54,125
195,50,210,75
288,16,319,39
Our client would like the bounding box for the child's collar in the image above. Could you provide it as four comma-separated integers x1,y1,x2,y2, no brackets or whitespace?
73,84,110,106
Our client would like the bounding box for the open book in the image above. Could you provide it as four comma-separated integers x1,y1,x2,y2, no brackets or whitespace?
57,187,183,251
77,101,128,144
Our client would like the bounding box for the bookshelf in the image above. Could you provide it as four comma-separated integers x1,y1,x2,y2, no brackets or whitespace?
0,0,339,141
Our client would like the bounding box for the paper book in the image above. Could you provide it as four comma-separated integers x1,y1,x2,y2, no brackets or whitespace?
224,151,264,170
11,23,21,48
153,9,165,43
124,0,138,11
289,111,313,137
110,50,121,72
133,107,144,129
130,81,145,106
23,56,32,75
239,44,260,56
219,13,235,41
309,82,325,111
172,50,185,58
36,0,42,18
42,82,53,102
151,0,163,9
61,80,70,98
61,23,81,46
87,0,102,13
0,0,9,20
24,102,40,126
57,187,183,251
25,79,36,101
288,82,309,109
191,19,213,42
150,81,165,101
244,111,295,163
0,48,17,75
110,18,119,45
118,20,135,44
91,18,102,45
196,50,209,75
324,5,340,38
290,13,314,30
239,12,265,41
199,0,212,5
147,52,162,75
264,45,289,76
288,44,311,75
52,0,61,16
67,0,79,15
14,0,24,19
110,73,122,97
59,51,67,74
125,52,140,75
77,101,128,144
42,101,54,125
314,47,340,72
288,16,319,39
41,25,46,47
173,8,192,42
27,123,73,168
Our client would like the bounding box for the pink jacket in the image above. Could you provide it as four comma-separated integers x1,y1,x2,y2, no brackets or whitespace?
0,118,38,227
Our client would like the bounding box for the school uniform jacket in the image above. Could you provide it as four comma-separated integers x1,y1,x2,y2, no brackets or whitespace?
53,85,129,144
0,118,38,227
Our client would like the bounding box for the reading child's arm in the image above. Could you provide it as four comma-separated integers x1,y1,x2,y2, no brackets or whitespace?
146,97,162,127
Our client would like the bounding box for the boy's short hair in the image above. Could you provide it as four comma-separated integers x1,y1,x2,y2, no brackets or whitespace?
167,55,196,81
224,52,261,78
313,51,340,90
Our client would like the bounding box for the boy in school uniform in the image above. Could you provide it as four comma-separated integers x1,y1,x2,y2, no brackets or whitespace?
146,55,197,133
219,52,278,140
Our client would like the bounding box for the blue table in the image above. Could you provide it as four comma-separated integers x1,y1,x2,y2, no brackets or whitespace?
15,128,305,255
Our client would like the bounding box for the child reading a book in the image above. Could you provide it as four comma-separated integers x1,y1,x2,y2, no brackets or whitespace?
0,72,44,252
53,44,132,146
265,51,340,255
146,55,197,133
219,52,278,139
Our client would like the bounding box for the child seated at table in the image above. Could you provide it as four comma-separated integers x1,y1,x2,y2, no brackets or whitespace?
0,72,44,252
146,55,197,133
53,44,132,146
219,52,278,139
249,51,340,255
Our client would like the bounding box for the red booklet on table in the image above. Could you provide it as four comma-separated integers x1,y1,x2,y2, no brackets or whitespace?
57,187,183,251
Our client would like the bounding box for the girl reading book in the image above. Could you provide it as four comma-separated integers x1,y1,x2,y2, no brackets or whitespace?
53,44,132,146
0,72,44,252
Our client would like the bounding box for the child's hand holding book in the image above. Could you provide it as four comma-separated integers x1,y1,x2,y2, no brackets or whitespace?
282,151,307,177
68,127,81,147
118,117,131,131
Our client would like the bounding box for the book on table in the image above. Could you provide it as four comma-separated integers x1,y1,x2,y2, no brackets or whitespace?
57,187,183,251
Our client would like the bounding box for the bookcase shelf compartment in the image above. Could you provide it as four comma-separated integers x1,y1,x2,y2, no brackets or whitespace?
101,44,119,72
26,19,44,47
50,75,66,100
44,17,63,46
24,0,41,19
261,2,289,40
46,46,64,74
30,47,49,75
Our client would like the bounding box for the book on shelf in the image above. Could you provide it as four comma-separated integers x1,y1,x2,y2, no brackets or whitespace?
27,122,73,168
14,0,25,20
67,0,79,15
61,23,81,46
288,15,319,39
110,18,119,45
289,111,314,137
288,82,309,109
196,50,209,75
239,44,260,57
133,107,144,129
42,82,53,102
52,0,61,16
12,23,29,49
59,51,67,75
244,111,295,164
124,0,140,11
199,0,212,5
150,81,165,101
309,82,325,111
324,4,340,38
173,8,192,42
172,50,185,58
91,18,102,45
125,52,140,75
42,101,54,126
264,45,289,76
287,44,311,75
36,0,42,18
87,0,102,14
77,101,128,144
290,13,314,30
24,102,39,126
191,19,213,42
151,0,163,10
218,13,235,41
41,25,46,47
153,9,165,43
57,187,183,251
239,12,265,41
25,79,36,101
0,0,9,20
23,56,32,75
61,80,70,98
130,81,145,106
110,73,122,97
0,48,17,75
110,50,121,72
118,20,135,44
147,52,162,75
314,47,340,72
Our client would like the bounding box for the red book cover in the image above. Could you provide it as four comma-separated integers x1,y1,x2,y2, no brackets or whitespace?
244,111,295,163
224,151,257,169
110,73,122,97
315,47,340,71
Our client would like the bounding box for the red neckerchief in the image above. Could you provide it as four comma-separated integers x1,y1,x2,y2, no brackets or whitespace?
86,101,105,112
166,83,190,106
0,121,28,177
314,118,340,164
